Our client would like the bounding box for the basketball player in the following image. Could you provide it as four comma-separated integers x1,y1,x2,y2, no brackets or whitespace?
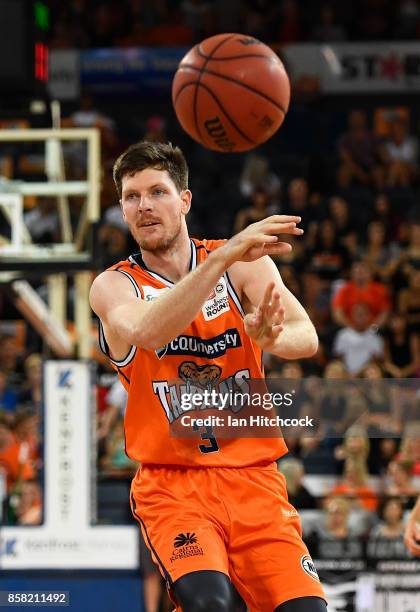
404,495,420,556
90,142,327,612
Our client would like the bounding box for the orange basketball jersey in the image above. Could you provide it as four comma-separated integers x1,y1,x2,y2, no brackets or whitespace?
99,238,288,467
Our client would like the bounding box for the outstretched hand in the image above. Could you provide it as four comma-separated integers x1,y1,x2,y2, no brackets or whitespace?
244,282,285,350
219,215,304,267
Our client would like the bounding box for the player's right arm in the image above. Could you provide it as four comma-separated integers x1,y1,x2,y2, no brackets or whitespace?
404,495,420,556
90,215,302,352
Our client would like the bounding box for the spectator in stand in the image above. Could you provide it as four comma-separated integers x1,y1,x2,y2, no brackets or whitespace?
370,192,401,242
269,361,303,380
328,196,358,254
284,177,323,236
64,95,115,134
317,496,354,539
0,336,25,390
13,411,40,471
383,117,418,187
359,221,400,283
98,223,130,270
397,424,420,476
100,417,138,476
383,313,419,378
337,110,385,190
233,187,278,235
334,425,370,466
360,362,400,435
369,438,399,476
384,459,418,507
62,94,118,165
98,162,138,260
97,378,127,442
398,269,420,334
367,497,407,560
333,304,384,375
15,479,42,526
18,353,42,412
331,456,378,511
239,153,281,205
319,360,363,436
278,458,317,509
299,435,336,475
0,416,34,492
0,369,17,420
399,222,420,284
332,260,390,329
24,198,60,244
307,219,351,281
311,4,347,41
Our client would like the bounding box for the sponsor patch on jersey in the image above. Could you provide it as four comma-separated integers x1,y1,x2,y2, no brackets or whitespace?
301,555,320,582
142,285,168,301
155,328,241,359
170,532,204,563
202,278,230,321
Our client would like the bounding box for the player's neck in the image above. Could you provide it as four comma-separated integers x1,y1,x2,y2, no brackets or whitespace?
141,230,192,283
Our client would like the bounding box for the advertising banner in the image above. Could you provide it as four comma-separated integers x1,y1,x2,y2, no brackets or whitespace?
80,47,186,95
0,361,138,570
283,42,420,93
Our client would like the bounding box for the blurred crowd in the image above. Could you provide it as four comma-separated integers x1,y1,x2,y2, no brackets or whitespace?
49,0,420,49
0,90,419,585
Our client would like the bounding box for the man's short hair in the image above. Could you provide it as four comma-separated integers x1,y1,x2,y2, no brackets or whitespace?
113,141,188,197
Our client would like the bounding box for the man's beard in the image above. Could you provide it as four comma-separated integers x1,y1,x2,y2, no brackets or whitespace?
131,217,182,253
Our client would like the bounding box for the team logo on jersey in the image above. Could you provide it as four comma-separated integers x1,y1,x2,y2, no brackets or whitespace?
152,364,251,423
301,555,320,582
179,362,222,391
170,532,204,563
155,328,241,360
174,533,198,548
203,278,230,321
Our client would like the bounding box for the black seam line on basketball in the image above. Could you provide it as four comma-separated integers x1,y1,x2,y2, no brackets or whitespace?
193,33,238,143
173,81,197,106
180,64,287,114
196,81,255,145
196,46,280,62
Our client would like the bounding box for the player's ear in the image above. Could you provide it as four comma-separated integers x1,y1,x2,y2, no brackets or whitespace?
180,189,192,215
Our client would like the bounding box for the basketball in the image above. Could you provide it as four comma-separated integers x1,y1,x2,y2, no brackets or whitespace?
172,33,290,153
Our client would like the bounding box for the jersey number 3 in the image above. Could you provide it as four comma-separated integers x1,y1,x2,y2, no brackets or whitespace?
192,424,220,454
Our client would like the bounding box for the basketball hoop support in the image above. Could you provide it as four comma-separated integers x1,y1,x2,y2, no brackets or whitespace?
0,128,101,359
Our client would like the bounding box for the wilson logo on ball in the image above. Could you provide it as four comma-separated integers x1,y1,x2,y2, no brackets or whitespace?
204,116,235,151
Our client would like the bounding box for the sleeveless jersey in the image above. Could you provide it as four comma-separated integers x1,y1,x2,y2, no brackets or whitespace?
99,238,288,467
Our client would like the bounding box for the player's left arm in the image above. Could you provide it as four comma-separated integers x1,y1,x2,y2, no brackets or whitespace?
230,256,318,359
